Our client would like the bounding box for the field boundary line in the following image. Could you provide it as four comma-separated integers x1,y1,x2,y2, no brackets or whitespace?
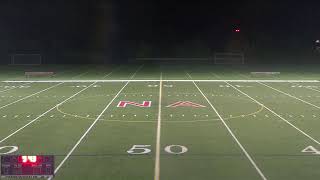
187,73,267,180
258,82,320,110
0,83,64,110
4,79,320,83
225,82,320,145
154,72,162,180
50,65,143,179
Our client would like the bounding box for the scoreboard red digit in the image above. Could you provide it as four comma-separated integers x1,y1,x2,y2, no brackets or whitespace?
1,155,54,178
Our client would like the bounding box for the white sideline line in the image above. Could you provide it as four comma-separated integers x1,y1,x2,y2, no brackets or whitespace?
187,73,267,180
3,79,320,83
50,65,144,179
259,82,320,110
225,82,320,145
0,83,64,110
0,82,97,144
154,73,162,180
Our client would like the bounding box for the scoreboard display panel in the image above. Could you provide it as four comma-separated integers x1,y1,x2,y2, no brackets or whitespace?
1,155,54,178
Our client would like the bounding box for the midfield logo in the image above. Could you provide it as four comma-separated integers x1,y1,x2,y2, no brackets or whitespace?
117,101,152,108
166,101,206,108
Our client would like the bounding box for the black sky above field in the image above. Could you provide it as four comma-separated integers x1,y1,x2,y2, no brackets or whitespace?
1,0,320,62
2,0,319,41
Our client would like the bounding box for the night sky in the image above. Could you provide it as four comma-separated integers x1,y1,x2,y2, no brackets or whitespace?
0,0,319,63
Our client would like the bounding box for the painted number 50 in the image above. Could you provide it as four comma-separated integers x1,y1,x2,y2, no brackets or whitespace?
127,145,188,155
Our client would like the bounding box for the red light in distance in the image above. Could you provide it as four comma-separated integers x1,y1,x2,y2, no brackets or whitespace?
235,29,240,32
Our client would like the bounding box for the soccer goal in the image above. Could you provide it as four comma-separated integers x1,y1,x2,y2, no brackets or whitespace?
213,52,245,64
9,50,42,65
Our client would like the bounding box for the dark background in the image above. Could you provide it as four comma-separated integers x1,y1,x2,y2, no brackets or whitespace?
0,0,319,64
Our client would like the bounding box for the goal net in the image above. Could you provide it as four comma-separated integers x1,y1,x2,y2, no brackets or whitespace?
213,52,244,64
9,50,42,65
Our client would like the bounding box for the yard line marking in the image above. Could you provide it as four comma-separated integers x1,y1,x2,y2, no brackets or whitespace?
0,82,98,144
0,83,64,111
187,73,267,180
225,82,320,145
259,82,320,110
154,72,163,180
51,65,144,179
0,67,119,144
292,82,320,93
0,82,33,93
4,79,320,83
51,81,130,180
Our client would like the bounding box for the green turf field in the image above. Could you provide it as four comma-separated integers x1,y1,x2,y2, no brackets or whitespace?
1,64,320,180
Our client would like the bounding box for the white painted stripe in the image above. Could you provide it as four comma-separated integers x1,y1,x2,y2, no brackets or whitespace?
0,82,97,144
0,83,64,110
3,79,320,83
188,73,267,180
226,82,320,145
0,68,118,144
259,82,320,110
154,73,162,180
50,65,144,179
51,81,130,179
0,82,33,93
292,82,320,93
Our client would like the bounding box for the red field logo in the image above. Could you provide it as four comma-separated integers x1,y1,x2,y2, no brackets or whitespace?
117,101,152,108
166,101,206,108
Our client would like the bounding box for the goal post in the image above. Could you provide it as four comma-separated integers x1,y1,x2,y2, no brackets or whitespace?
9,50,42,65
213,52,245,64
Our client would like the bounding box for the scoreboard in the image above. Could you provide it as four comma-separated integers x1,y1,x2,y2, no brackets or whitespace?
1,155,54,178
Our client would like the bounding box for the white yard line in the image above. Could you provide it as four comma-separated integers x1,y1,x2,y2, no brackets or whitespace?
4,79,320,83
154,72,162,180
188,74,267,180
50,81,130,179
0,70,100,110
0,68,117,144
187,73,267,180
0,82,64,110
258,82,320,110
0,82,33,93
50,65,143,179
290,82,320,93
0,82,97,144
225,82,320,145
